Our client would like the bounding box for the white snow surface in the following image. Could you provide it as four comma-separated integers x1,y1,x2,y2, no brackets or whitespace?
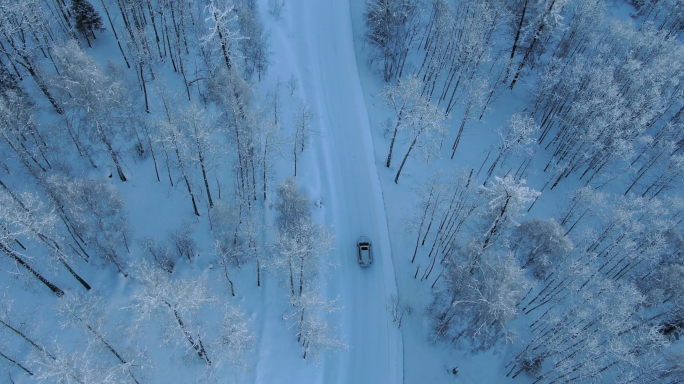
6,0,621,382
260,0,403,382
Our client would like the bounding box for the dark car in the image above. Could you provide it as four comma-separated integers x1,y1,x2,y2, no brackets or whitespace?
357,236,372,266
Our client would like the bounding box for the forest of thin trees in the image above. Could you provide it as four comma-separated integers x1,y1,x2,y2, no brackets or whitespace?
366,0,684,382
0,0,342,381
2,0,684,381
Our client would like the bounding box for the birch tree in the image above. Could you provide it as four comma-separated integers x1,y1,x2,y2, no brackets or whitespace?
0,189,90,291
155,118,201,216
46,176,131,276
513,218,573,279
430,248,529,351
483,113,538,185
381,75,422,168
388,79,447,183
202,0,240,72
178,104,221,209
0,0,63,113
292,100,316,177
284,291,345,360
0,190,65,297
217,304,255,372
128,261,214,366
51,40,134,181
478,175,539,250
365,0,423,82
54,293,141,383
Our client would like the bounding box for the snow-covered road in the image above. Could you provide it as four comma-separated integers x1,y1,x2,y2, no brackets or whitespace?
286,0,403,382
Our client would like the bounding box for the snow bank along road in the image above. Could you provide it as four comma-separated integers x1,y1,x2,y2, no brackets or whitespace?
287,0,403,382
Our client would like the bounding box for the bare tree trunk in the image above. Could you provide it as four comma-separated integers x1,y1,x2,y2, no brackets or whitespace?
173,147,200,216
0,349,32,375
507,0,529,83
0,244,64,297
395,136,418,184
386,117,402,168
0,318,55,360
165,302,211,365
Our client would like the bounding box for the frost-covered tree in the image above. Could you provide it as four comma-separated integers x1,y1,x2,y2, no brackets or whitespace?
217,304,255,372
167,222,198,264
381,75,420,168
513,218,573,279
273,178,334,298
450,76,489,158
275,178,311,232
155,118,201,216
0,188,91,291
384,77,447,183
138,236,175,274
427,0,502,114
557,185,607,236
213,200,243,296
409,169,481,283
260,81,286,200
507,0,571,89
0,90,52,175
430,248,529,351
284,290,345,360
292,100,316,177
46,176,131,276
0,0,63,113
406,170,448,263
54,292,141,382
178,104,221,209
213,198,265,293
273,218,333,298
207,67,259,201
0,190,66,296
483,113,538,184
365,0,423,82
478,175,539,250
128,261,214,366
0,300,56,360
51,41,134,181
32,346,132,384
236,0,271,81
202,0,240,72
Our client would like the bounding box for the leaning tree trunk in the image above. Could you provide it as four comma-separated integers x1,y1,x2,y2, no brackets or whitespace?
0,318,55,360
97,125,127,181
395,135,420,184
0,243,64,297
386,115,403,168
173,146,200,216
0,349,33,375
195,142,213,208
165,302,211,366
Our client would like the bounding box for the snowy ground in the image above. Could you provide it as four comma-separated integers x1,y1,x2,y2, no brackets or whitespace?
258,0,402,382
7,0,665,383
259,0,516,382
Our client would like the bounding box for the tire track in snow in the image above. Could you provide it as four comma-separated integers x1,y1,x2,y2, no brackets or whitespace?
286,0,403,383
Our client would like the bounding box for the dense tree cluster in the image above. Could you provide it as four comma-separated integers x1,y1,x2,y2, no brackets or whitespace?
0,0,331,381
367,0,684,382
274,178,343,359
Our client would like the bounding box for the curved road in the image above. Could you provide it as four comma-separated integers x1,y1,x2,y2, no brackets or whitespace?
286,0,403,382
